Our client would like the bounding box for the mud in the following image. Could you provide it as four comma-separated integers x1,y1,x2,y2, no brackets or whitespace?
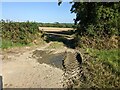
32,50,66,69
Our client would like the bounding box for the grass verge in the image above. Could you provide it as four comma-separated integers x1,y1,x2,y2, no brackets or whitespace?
1,38,47,49
75,48,120,88
86,48,120,74
0,39,33,49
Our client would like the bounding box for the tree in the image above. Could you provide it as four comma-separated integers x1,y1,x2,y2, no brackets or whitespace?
59,1,119,37
71,2,119,37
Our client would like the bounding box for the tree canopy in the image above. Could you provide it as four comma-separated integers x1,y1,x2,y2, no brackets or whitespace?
59,1,119,37
71,2,119,37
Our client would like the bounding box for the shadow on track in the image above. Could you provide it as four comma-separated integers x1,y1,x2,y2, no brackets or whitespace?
42,30,78,49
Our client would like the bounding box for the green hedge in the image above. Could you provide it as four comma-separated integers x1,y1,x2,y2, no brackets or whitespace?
1,20,41,45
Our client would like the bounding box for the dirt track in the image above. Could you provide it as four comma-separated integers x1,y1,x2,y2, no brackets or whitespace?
2,27,78,88
2,43,64,88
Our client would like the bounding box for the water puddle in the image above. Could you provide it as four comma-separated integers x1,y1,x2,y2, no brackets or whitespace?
32,50,65,69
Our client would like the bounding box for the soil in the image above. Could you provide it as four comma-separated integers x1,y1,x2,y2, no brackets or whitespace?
2,43,65,88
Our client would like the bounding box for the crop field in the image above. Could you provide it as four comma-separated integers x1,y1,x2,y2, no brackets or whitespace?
39,27,74,32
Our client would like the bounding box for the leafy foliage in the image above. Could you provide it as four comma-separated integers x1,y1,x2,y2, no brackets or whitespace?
1,20,41,46
70,2,119,37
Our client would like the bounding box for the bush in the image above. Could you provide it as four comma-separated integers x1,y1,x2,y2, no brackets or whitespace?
1,20,41,46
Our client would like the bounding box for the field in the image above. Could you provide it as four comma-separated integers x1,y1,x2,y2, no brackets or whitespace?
39,27,74,32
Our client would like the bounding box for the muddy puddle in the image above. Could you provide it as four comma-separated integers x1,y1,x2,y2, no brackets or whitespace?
32,50,66,69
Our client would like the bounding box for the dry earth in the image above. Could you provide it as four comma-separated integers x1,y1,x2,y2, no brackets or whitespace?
2,43,65,88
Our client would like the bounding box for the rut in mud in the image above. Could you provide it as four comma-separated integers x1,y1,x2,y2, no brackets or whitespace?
32,48,83,88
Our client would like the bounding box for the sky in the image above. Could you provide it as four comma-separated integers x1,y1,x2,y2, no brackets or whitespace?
2,2,75,23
